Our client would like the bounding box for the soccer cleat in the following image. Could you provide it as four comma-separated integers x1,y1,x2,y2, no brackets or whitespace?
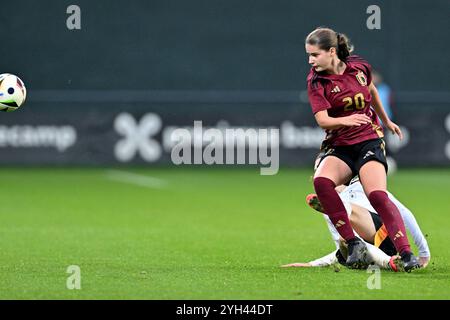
388,256,404,272
338,241,349,260
335,249,348,266
306,194,325,213
400,252,421,272
345,238,369,269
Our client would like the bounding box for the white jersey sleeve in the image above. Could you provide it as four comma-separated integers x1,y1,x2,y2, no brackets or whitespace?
309,250,338,267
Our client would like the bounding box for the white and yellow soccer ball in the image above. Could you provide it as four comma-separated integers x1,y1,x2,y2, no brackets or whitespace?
0,73,27,112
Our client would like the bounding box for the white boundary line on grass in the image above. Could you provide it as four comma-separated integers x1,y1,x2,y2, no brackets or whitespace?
105,170,168,189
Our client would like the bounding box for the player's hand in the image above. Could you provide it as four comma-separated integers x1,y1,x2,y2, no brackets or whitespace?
281,262,312,267
385,120,403,140
340,114,371,127
419,256,430,268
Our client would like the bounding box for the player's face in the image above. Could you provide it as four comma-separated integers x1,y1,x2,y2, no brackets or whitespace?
305,44,333,72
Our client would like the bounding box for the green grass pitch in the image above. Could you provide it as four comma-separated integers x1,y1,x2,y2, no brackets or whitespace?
0,167,449,299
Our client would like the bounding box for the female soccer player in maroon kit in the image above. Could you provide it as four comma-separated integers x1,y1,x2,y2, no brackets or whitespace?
305,27,420,271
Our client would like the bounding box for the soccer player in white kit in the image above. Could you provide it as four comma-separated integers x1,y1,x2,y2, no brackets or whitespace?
282,177,430,271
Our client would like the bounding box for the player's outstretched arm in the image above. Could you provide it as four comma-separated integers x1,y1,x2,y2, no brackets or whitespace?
281,262,312,267
281,250,338,268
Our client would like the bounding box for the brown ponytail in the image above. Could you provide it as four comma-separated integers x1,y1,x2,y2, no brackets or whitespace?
306,27,354,61
336,32,353,60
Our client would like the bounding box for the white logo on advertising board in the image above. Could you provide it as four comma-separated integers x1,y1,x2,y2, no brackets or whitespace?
114,113,162,162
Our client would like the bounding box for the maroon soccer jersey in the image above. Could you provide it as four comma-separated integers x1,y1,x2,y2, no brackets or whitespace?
307,55,384,146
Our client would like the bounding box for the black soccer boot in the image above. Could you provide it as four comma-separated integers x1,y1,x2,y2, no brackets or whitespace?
345,238,369,269
400,251,421,272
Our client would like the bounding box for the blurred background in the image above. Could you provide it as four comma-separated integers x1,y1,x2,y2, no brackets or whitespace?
0,0,449,168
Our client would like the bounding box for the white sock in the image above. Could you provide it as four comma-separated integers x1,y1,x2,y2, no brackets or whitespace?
365,242,391,269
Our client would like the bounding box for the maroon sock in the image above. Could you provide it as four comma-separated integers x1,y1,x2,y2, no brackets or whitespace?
368,190,411,255
313,177,356,241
